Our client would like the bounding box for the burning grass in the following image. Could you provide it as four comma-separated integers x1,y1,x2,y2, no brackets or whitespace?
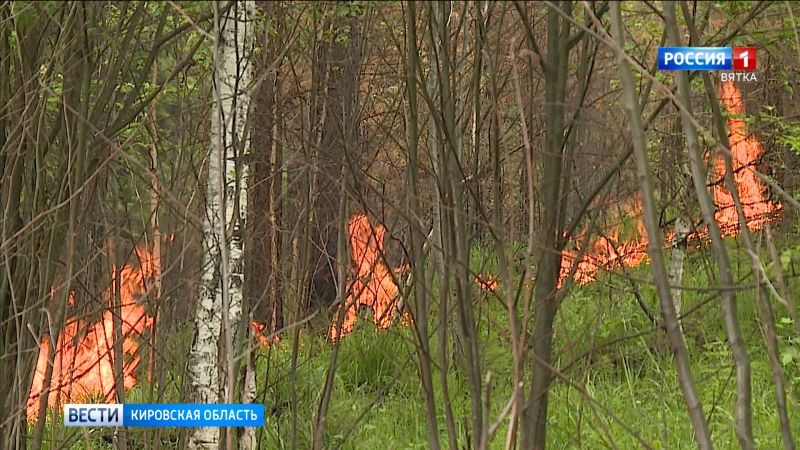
26,246,158,421
330,214,405,341
559,81,782,286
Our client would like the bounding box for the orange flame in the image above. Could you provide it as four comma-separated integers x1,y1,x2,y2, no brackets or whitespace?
712,81,782,235
475,273,499,293
26,246,157,421
250,321,280,348
559,199,649,287
330,214,403,341
560,81,781,286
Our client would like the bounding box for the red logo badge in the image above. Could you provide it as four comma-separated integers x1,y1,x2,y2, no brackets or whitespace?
732,47,757,71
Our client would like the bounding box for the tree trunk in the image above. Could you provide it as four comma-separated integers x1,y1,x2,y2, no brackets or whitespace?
521,3,571,449
684,2,792,442
668,215,689,327
405,3,441,448
613,3,714,448
249,0,282,336
310,6,362,316
424,5,459,447
664,4,753,448
188,1,254,448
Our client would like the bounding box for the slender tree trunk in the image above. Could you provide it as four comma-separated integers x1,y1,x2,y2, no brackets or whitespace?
311,4,363,446
187,0,225,438
107,232,128,450
437,4,483,446
250,0,282,336
682,3,792,441
666,102,691,330
145,52,164,450
424,5,459,447
765,225,799,333
31,9,93,447
424,3,484,447
310,6,362,319
663,4,754,448
521,3,571,449
405,4,441,449
668,214,689,326
312,164,349,450
612,3,714,448
755,258,795,450
188,1,254,448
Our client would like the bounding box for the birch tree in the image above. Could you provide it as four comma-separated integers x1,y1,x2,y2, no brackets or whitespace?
404,4,441,448
188,1,254,448
667,119,691,335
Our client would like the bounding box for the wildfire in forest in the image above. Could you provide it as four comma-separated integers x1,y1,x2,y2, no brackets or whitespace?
26,247,157,421
559,81,781,286
29,80,775,406
330,214,404,341
276,81,782,339
712,81,782,235
250,321,280,348
559,197,650,286
475,273,499,293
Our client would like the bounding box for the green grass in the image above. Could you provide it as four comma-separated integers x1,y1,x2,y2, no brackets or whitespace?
28,238,800,449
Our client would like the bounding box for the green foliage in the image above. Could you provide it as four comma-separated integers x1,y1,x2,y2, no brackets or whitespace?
29,239,800,449
761,111,800,156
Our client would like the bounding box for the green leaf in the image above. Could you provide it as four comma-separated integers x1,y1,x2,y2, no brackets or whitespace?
780,348,797,366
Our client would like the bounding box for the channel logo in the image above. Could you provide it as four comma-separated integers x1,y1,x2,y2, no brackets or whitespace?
658,47,756,71
732,47,756,71
64,404,123,426
64,404,265,427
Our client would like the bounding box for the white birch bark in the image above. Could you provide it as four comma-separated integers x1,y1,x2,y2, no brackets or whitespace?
668,214,689,331
669,149,692,336
222,0,253,347
189,1,254,448
234,2,258,443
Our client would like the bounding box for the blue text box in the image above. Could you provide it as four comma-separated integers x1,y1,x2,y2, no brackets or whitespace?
658,47,732,70
124,404,264,427
65,404,265,427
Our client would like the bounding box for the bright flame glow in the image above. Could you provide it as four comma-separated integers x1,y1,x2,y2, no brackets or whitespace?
712,81,782,235
330,214,403,341
250,321,280,348
559,197,649,286
560,81,781,286
26,246,157,421
475,273,499,293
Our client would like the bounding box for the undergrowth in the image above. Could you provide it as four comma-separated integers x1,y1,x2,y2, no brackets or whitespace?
28,238,800,449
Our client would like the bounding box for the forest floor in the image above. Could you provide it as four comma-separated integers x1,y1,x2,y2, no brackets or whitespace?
32,237,800,449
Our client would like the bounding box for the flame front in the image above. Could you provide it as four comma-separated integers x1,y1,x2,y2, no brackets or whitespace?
560,81,781,286
330,214,403,341
475,273,499,293
27,81,777,411
250,321,280,348
712,81,782,235
27,246,157,421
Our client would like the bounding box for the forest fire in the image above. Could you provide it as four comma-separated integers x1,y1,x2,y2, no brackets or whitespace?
250,321,280,348
559,81,781,286
330,214,403,341
712,80,782,235
26,247,157,421
559,197,649,286
23,79,779,420
475,273,499,293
